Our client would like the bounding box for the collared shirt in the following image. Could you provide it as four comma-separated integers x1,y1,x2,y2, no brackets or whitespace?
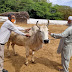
0,20,26,44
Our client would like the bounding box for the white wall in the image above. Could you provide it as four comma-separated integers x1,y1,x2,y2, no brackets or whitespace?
0,16,8,22
49,20,68,25
27,18,68,25
27,18,48,24
0,17,68,25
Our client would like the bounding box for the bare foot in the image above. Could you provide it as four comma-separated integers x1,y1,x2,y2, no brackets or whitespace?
59,69,64,72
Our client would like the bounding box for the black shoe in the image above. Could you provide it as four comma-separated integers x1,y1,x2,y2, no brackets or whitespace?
2,69,8,72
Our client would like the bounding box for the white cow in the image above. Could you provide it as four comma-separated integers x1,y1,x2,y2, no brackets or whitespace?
7,21,49,65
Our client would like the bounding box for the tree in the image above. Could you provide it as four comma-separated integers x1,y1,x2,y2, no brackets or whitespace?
33,0,47,2
18,0,33,11
57,6,72,20
0,0,72,20
28,2,52,19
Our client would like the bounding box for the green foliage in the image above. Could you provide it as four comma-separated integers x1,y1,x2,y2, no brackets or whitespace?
33,0,47,2
0,0,72,20
28,2,52,19
57,6,72,20
18,0,33,11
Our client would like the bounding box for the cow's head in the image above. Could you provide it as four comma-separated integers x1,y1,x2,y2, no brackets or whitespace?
36,21,49,44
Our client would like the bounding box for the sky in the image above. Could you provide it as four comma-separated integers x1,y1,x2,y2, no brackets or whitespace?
48,0,72,7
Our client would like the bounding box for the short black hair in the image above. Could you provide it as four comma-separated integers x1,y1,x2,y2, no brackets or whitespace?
8,13,15,20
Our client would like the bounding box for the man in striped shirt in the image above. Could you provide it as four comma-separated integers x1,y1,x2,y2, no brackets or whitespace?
0,13,30,72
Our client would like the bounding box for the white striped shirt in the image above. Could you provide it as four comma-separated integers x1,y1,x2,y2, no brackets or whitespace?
0,20,26,44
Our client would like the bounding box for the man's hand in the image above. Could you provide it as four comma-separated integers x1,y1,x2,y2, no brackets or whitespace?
25,34,31,37
49,32,51,35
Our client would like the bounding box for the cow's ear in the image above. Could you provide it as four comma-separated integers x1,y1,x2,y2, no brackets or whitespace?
36,21,40,29
46,19,49,27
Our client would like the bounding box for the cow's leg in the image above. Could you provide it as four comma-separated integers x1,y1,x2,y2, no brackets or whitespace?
31,50,35,63
25,47,30,66
7,41,11,57
11,43,17,56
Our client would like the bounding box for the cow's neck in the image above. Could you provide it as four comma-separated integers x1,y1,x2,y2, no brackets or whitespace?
33,31,42,44
26,31,42,47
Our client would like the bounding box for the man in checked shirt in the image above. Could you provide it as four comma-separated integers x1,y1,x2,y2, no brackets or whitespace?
0,13,31,72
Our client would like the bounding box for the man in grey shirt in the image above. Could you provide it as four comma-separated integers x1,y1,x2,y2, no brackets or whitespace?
49,16,72,72
0,13,30,72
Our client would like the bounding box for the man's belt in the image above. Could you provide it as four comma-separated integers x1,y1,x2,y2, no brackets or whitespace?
0,43,5,45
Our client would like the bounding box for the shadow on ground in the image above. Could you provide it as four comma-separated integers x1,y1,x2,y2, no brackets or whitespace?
4,49,62,72
36,57,62,71
5,49,26,72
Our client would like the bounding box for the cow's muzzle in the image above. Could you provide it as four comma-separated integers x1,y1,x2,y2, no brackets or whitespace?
44,39,49,44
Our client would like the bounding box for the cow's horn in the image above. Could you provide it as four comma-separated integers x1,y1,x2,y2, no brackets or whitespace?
46,19,49,27
36,21,40,29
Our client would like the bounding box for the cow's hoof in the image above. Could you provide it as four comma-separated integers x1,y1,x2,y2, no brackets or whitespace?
7,55,11,58
14,54,18,56
7,53,11,58
31,61,36,64
7,54,11,58
59,69,64,72
25,63,28,66
14,52,18,56
25,62,28,66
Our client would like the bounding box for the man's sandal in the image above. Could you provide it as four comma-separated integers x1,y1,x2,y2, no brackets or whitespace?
2,69,8,72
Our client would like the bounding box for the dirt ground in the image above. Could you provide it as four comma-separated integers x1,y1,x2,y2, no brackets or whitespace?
0,22,72,72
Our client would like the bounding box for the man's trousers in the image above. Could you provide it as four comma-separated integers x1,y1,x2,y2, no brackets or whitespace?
61,44,72,72
0,44,4,72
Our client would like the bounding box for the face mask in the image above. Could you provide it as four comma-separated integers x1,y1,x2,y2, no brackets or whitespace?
14,20,16,24
11,19,16,23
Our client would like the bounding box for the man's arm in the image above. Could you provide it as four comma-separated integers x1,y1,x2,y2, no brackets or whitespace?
15,25,31,32
7,22,26,36
50,27,70,39
16,26,25,30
